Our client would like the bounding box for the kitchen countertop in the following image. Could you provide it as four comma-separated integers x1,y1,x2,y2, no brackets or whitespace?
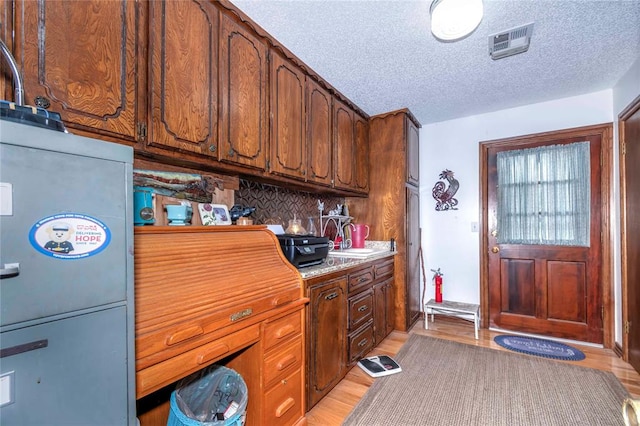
297,240,397,279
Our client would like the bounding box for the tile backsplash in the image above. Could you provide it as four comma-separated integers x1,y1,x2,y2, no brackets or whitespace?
234,179,344,235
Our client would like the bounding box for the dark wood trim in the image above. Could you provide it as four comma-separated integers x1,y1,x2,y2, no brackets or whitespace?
369,108,422,129
618,93,640,362
614,342,624,358
479,123,614,348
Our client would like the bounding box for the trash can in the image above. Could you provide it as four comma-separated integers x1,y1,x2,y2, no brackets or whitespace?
167,365,248,426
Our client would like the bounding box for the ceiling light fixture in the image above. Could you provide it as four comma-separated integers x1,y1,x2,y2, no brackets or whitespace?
430,0,484,42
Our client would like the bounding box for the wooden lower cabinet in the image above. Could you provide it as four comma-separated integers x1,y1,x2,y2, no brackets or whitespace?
304,256,395,410
374,277,395,344
305,276,347,409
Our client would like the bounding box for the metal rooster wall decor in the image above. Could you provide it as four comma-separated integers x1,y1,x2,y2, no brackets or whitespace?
432,169,459,211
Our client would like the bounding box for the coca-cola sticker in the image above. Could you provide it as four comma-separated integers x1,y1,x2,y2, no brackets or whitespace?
29,213,111,260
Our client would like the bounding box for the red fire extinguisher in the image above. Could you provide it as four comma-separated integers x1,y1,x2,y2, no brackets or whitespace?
431,268,443,303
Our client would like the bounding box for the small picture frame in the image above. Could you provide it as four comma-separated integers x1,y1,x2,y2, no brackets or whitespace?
198,203,232,226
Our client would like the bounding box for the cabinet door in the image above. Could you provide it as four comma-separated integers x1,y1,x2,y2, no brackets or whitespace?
270,50,306,180
407,117,420,185
374,277,395,344
219,13,268,171
353,112,369,193
15,0,140,142
333,99,354,190
406,185,421,329
306,277,347,409
306,78,333,187
147,0,218,157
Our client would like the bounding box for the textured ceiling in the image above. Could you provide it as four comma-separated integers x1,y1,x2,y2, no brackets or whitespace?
230,0,640,125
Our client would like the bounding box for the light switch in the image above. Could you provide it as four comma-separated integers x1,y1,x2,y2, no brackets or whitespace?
0,183,13,216
0,371,15,407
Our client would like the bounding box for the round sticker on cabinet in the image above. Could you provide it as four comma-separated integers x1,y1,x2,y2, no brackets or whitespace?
29,213,112,260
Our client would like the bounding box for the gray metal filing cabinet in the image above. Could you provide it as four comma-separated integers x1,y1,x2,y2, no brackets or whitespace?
0,120,136,425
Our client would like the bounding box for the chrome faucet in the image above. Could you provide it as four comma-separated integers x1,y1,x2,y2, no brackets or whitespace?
0,37,25,106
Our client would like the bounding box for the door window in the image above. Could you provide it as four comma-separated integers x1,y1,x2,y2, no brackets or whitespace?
496,141,590,246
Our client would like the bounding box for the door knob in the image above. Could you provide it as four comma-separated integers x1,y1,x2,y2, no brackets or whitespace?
491,246,500,253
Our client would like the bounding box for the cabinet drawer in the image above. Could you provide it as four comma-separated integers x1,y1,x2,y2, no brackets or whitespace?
348,320,374,365
136,323,260,398
348,290,373,331
374,258,394,280
348,267,374,293
264,337,303,389
263,309,303,351
264,368,304,426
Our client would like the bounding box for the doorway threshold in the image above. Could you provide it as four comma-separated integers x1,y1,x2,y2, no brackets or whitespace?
489,327,603,349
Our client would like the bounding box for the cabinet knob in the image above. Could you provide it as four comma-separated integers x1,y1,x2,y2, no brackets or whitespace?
33,96,50,109
491,246,500,253
209,145,216,152
228,148,235,157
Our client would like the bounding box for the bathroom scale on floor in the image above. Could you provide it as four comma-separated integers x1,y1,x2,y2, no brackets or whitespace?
357,355,402,377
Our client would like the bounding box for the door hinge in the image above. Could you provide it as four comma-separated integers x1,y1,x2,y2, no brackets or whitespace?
601,305,604,320
266,160,270,171
137,122,147,141
625,321,631,334
622,140,626,156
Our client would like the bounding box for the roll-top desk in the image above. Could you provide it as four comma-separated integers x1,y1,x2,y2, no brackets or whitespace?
134,226,308,426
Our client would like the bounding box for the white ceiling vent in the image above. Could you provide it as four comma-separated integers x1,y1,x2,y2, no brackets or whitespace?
489,23,534,60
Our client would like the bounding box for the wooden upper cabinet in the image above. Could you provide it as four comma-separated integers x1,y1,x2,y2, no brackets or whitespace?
146,0,218,157
269,50,306,180
219,12,268,171
354,113,369,193
333,99,355,190
15,0,140,143
306,78,333,187
407,117,420,185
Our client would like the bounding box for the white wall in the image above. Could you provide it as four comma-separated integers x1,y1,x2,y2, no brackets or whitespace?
418,90,615,331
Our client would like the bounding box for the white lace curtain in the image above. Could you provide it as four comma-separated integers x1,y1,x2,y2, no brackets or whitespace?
496,141,590,246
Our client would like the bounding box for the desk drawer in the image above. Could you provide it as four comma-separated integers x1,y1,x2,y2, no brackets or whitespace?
263,309,303,351
136,323,260,398
264,368,304,426
263,337,303,389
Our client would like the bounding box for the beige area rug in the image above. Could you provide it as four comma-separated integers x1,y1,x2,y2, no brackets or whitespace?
343,334,629,425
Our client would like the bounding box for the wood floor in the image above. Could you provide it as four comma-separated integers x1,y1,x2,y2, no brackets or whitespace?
306,315,640,426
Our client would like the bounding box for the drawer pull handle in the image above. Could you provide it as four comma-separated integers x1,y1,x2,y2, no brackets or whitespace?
275,325,296,339
230,308,253,322
358,338,368,347
197,343,230,365
276,354,297,371
272,295,293,306
275,397,295,418
325,292,338,300
358,277,367,283
165,325,204,346
358,305,368,312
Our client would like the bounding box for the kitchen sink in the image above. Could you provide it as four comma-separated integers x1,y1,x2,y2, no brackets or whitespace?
327,248,386,258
